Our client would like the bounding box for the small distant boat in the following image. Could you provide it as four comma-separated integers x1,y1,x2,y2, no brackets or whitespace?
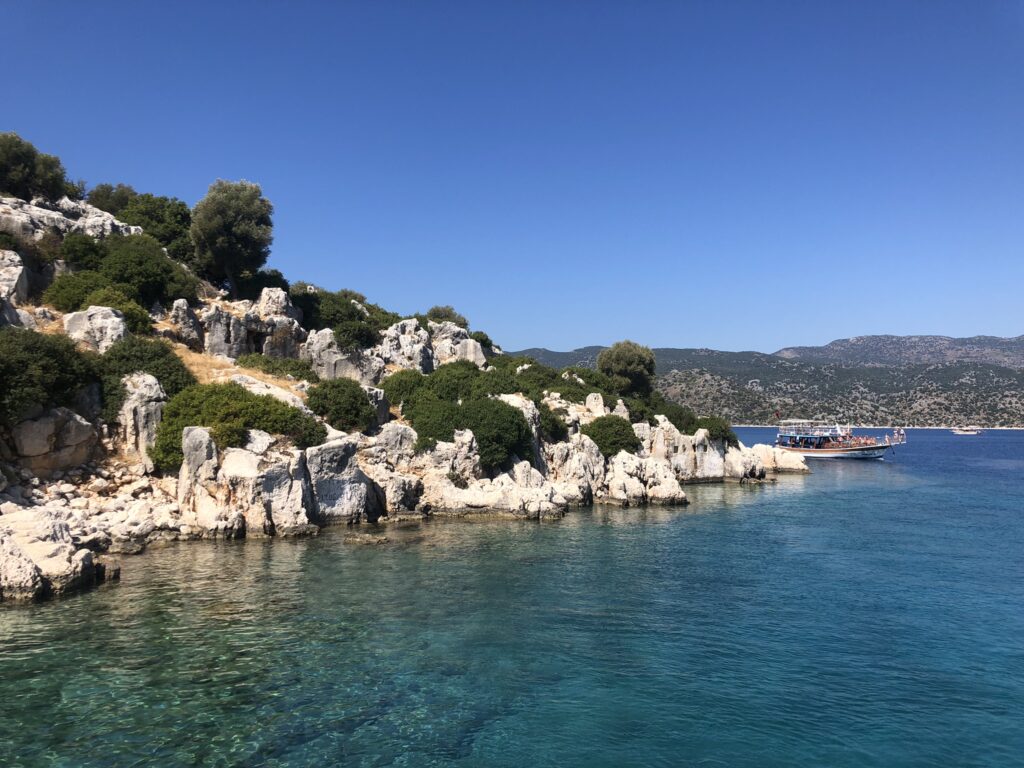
950,426,983,435
775,420,906,459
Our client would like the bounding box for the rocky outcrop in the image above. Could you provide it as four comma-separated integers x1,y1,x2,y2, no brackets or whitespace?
0,196,142,241
176,427,319,538
0,505,100,601
213,373,309,412
200,304,251,359
10,407,98,478
376,319,434,372
63,306,127,353
544,434,605,505
301,329,385,385
167,299,203,351
255,287,302,323
118,374,167,474
428,321,487,367
1,250,28,310
306,438,383,525
749,443,811,473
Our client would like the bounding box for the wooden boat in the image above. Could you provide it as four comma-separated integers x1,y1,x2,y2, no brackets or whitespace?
950,426,983,435
775,420,906,459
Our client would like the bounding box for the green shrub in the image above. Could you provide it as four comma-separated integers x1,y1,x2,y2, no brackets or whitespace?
537,401,569,443
470,330,493,349
43,271,111,311
380,369,426,407
469,368,520,399
0,133,80,201
512,362,563,400
457,398,534,472
151,382,326,472
659,401,698,434
81,287,151,334
425,305,468,328
100,234,198,307
235,268,289,301
581,415,641,458
0,328,98,424
117,193,192,263
427,360,481,402
404,389,461,451
59,233,107,271
306,378,376,433
333,319,379,351
99,336,197,423
86,183,137,215
236,353,319,382
290,283,401,345
597,340,657,397
695,416,738,446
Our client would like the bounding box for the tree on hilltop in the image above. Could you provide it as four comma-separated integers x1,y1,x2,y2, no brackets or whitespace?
0,133,82,202
597,340,657,397
189,180,273,297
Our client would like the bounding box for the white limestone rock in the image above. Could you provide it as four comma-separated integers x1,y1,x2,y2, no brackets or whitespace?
168,299,204,350
10,407,98,478
0,250,28,306
375,319,435,372
305,437,383,525
216,373,309,412
0,196,142,242
200,304,250,359
118,374,167,474
428,321,486,367
254,287,302,323
63,306,127,353
749,443,810,473
544,433,606,506
300,328,386,385
0,505,97,601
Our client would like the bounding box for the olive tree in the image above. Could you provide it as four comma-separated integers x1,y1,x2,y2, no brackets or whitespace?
189,180,273,296
596,340,657,396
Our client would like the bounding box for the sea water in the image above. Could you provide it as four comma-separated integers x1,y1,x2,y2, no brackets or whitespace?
1,429,1022,767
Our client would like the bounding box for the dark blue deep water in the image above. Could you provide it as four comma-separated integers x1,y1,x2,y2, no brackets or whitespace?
2,429,1023,767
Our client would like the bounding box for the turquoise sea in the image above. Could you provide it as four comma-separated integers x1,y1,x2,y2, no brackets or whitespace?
2,428,1023,767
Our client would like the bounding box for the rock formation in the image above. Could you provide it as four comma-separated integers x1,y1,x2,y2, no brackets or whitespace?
63,306,127,353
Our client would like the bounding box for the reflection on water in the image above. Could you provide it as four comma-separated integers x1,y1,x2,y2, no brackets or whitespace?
2,430,1024,767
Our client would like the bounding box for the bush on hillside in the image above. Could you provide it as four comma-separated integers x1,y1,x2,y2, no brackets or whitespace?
537,402,569,443
236,353,319,382
43,271,112,312
597,340,657,397
99,336,198,422
402,390,462,451
100,234,198,307
380,369,426,408
469,368,520,399
81,287,152,334
117,193,192,263
235,268,289,301
289,283,401,349
469,330,493,349
59,233,107,271
86,183,137,215
151,382,326,472
426,360,481,402
695,416,738,446
457,398,533,472
0,133,81,201
306,378,376,433
333,319,380,351
581,415,641,458
425,305,468,328
0,328,98,424
657,400,698,434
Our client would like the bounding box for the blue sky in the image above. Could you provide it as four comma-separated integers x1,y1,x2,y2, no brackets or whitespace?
6,1,1024,352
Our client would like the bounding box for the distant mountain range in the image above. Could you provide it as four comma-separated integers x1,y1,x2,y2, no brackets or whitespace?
509,334,1024,427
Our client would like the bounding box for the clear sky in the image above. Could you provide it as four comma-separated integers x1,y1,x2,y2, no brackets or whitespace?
6,1,1024,352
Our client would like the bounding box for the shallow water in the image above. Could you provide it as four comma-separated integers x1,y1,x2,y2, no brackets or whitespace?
2,429,1023,767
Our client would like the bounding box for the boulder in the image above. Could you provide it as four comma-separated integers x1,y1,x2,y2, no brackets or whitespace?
496,393,544,469
63,306,127,353
363,386,391,428
306,437,383,525
375,319,434,372
0,250,28,306
544,433,606,506
254,287,302,323
118,374,167,474
215,373,309,412
168,299,204,351
11,407,97,477
300,328,385,385
176,427,244,538
257,316,306,359
0,505,98,602
724,444,766,481
200,304,251,359
602,451,687,506
429,321,487,367
749,443,810,473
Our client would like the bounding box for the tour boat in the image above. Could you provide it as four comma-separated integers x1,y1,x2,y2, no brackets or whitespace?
950,426,983,435
775,420,906,459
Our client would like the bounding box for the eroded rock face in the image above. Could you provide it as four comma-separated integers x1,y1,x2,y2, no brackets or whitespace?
176,427,319,538
0,506,98,601
301,329,385,385
214,373,309,412
375,319,434,373
0,250,28,306
749,443,810,473
200,305,251,359
63,306,127,353
306,438,383,525
428,321,487,367
168,299,204,351
11,407,98,478
118,374,167,474
0,196,142,242
544,434,606,506
255,288,302,323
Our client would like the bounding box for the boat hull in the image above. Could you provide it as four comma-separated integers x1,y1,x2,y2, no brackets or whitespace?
776,445,889,459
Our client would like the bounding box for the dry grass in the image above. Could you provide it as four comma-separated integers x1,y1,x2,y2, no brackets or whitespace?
171,344,309,401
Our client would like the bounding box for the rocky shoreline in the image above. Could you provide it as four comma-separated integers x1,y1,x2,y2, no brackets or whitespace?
1,193,808,605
